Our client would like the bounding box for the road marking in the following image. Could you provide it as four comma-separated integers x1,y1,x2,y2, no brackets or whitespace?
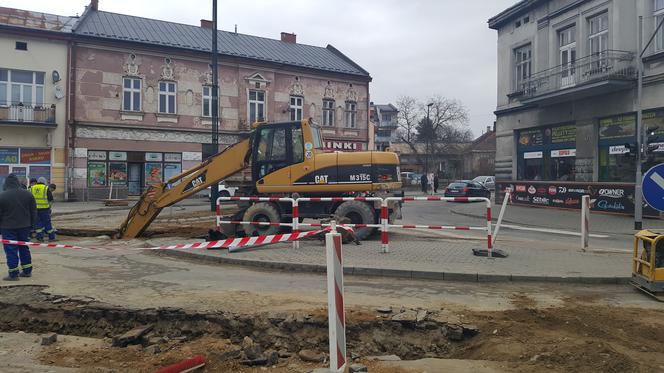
500,223,610,238
651,172,664,190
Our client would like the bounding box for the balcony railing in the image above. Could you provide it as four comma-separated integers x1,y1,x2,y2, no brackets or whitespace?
512,50,637,100
0,104,56,124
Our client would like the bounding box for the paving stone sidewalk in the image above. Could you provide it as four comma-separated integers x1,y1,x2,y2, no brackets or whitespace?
157,232,631,284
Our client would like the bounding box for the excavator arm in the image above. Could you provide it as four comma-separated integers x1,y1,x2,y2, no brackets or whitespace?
117,138,252,238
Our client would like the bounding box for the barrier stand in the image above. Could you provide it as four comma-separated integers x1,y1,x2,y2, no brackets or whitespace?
325,221,346,373
292,199,300,249
581,195,590,251
492,191,510,246
380,199,389,253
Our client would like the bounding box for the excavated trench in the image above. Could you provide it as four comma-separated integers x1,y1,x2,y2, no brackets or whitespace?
0,285,475,362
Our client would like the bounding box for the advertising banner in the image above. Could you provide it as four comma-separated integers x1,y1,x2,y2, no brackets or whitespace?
0,148,19,164
29,166,51,182
0,165,8,189
163,163,181,182
145,163,162,185
497,181,659,217
108,162,128,183
20,149,51,164
88,162,107,187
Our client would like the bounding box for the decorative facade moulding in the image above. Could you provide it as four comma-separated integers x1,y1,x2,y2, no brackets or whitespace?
245,72,270,90
345,83,357,102
123,53,140,76
204,64,214,85
289,76,304,97
160,57,175,80
323,81,335,100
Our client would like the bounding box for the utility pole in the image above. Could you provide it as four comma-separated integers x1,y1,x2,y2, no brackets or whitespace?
425,102,433,173
635,15,664,229
210,0,220,212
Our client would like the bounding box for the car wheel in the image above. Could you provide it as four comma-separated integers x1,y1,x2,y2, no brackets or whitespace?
334,200,376,241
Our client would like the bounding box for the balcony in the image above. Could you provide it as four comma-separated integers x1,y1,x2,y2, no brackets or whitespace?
0,104,57,126
512,50,637,105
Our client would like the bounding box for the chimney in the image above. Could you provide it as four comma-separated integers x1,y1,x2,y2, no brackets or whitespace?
487,125,491,133
200,19,213,29
281,32,296,44
90,0,99,10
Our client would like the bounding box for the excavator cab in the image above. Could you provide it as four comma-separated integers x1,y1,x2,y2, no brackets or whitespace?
632,230,664,301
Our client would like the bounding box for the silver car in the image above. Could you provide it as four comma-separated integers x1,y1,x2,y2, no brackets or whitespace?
472,176,495,191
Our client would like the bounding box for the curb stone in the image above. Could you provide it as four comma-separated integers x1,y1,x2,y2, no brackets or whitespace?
150,249,631,285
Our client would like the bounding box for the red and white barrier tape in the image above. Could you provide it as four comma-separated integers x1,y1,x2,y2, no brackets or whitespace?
0,228,335,253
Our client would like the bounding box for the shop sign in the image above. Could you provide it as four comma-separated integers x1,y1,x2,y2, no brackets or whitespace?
109,151,127,161
609,145,630,155
550,125,576,144
496,181,659,217
599,114,636,139
518,128,544,147
550,149,576,158
20,149,51,164
145,152,163,162
323,141,365,151
523,151,543,159
0,148,19,164
164,153,182,162
88,151,107,161
11,167,26,179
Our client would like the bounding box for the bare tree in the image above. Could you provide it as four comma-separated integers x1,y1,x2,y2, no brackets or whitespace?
416,96,471,172
396,96,419,144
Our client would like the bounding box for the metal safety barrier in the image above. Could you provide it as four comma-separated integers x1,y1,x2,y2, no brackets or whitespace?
216,195,499,256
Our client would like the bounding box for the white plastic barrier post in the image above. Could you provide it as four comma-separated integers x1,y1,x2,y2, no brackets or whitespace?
581,195,590,251
380,199,389,253
292,199,300,249
326,221,346,372
492,191,510,246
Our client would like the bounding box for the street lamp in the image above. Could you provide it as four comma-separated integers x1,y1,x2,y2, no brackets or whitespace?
209,0,220,212
634,15,664,230
425,102,433,173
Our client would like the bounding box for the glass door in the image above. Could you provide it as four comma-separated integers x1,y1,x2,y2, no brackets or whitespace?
128,163,142,195
559,26,577,88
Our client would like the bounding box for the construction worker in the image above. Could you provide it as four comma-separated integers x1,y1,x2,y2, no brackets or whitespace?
31,177,56,242
0,174,37,281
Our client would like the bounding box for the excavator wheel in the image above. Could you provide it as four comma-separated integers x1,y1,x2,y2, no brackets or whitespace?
334,200,376,241
242,202,281,237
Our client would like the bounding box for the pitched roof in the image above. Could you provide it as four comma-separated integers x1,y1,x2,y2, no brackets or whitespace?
0,6,78,32
488,0,543,30
74,10,370,78
373,104,398,112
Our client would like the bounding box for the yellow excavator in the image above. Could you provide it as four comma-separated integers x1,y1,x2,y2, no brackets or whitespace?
117,119,402,239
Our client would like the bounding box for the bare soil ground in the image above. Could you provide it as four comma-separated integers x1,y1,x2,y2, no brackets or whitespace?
0,286,660,372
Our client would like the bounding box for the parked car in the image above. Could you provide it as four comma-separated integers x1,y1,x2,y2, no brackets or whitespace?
444,180,491,199
472,176,495,191
206,182,238,200
400,172,422,186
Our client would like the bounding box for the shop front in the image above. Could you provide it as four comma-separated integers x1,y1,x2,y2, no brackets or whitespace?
0,147,52,187
498,108,664,216
86,150,182,196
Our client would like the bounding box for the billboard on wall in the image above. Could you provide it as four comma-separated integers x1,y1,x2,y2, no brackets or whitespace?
497,181,659,217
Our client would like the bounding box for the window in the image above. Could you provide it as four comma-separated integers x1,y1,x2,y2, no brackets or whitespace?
255,127,288,178
292,127,304,163
523,16,530,24
598,114,636,182
381,113,392,122
322,99,335,126
589,13,609,67
202,86,213,117
0,69,44,106
515,20,522,28
655,0,664,52
122,77,141,112
559,26,577,85
345,101,357,128
15,42,27,51
514,45,531,92
248,90,265,124
290,96,303,121
158,81,176,114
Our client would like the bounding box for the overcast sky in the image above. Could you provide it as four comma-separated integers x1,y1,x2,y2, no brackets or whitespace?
8,0,517,137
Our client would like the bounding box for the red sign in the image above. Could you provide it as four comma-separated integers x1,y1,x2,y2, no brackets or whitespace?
516,185,526,192
20,149,51,164
323,141,365,152
548,186,557,195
